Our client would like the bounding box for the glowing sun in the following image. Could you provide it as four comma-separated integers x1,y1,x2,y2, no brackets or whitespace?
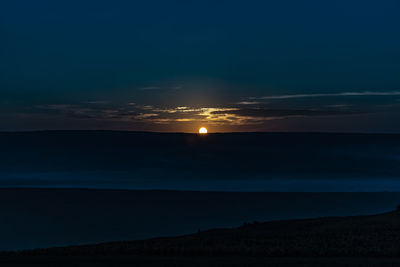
199,127,208,134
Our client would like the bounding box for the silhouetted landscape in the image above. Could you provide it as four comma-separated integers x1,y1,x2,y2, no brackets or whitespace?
16,209,400,257
3,210,400,266
2,188,400,251
3,1,400,265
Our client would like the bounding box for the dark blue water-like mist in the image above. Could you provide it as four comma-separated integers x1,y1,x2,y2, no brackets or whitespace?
1,131,400,191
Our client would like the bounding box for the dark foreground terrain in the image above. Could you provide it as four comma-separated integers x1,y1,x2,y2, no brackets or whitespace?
3,211,400,266
1,256,400,267
2,189,400,250
15,210,400,257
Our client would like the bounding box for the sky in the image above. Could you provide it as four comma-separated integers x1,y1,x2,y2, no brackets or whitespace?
1,0,400,133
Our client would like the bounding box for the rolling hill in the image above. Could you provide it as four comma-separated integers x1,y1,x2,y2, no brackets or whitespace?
14,209,400,257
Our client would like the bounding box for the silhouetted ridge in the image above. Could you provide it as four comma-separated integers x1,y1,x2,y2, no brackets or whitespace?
11,209,400,257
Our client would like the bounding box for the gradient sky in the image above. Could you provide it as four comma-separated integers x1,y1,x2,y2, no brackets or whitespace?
1,0,400,132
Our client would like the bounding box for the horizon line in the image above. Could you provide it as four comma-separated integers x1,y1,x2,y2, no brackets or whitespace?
1,129,400,135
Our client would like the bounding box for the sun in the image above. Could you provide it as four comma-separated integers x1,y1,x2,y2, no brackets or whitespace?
199,127,208,134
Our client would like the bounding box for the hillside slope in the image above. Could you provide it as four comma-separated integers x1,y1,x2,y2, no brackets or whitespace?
18,210,400,257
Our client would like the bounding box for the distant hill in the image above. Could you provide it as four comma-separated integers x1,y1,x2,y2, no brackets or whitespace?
14,210,400,257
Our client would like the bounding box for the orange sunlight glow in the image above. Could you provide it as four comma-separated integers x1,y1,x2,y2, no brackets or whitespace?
199,127,208,134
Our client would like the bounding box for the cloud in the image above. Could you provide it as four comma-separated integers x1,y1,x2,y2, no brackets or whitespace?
236,101,261,105
134,113,159,119
33,101,366,127
211,108,357,117
137,105,154,110
251,91,400,100
205,107,363,125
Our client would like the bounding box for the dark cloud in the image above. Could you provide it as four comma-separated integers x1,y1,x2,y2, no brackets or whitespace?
31,102,366,129
211,108,361,118
252,91,400,100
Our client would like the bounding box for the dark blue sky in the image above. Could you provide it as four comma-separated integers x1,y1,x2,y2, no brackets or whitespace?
1,0,400,132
